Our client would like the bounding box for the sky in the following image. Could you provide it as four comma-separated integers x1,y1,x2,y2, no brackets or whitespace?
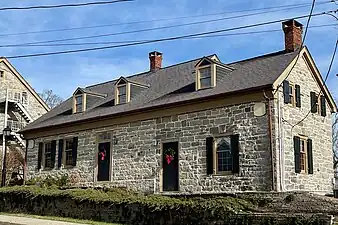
0,0,337,100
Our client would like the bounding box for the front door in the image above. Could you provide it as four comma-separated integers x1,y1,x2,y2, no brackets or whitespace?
162,142,179,191
97,142,111,182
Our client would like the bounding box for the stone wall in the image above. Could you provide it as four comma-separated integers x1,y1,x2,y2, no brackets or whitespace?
0,60,47,133
27,101,273,193
273,55,334,193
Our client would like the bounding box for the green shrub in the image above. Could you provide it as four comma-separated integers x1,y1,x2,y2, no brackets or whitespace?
25,174,69,188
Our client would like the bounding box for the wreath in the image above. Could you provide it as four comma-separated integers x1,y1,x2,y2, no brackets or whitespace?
99,149,106,161
164,148,176,165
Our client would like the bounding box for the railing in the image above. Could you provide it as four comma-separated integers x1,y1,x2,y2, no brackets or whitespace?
0,89,28,105
7,120,25,132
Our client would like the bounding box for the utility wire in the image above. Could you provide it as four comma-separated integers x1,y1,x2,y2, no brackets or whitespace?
292,39,338,128
5,10,336,59
0,1,331,37
0,24,336,48
5,7,333,46
0,0,133,11
273,0,317,95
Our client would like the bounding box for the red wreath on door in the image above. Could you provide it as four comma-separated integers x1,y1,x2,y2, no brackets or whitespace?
99,149,106,161
164,148,176,165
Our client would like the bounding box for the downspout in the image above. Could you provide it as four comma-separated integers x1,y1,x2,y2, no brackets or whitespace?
1,89,8,175
264,90,275,191
277,90,285,191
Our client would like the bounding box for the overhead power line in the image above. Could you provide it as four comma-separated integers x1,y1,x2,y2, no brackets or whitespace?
0,24,335,48
0,0,331,37
6,10,336,59
6,6,333,46
292,39,338,128
0,0,133,11
273,0,317,95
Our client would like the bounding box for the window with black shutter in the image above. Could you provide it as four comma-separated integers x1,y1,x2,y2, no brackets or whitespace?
38,142,43,170
294,136,312,174
58,139,64,169
320,96,326,117
295,85,301,107
206,135,240,175
51,140,56,169
283,80,290,104
310,92,318,113
72,137,78,166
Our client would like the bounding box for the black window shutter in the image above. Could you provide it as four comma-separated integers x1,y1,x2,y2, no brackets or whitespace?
231,134,240,174
310,92,317,113
51,140,57,169
307,139,313,174
320,96,326,117
37,142,43,170
295,85,301,107
283,80,290,104
206,137,214,175
72,137,78,166
294,136,301,173
58,139,64,169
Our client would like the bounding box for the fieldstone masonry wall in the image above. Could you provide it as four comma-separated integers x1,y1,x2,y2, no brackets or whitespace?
0,60,47,132
273,56,334,194
27,102,273,193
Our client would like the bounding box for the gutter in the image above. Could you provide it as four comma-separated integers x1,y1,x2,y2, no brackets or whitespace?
263,90,276,191
20,84,273,135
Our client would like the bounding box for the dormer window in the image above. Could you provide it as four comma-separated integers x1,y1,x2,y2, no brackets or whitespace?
199,67,212,89
114,76,149,105
75,95,83,113
195,58,216,90
117,85,127,104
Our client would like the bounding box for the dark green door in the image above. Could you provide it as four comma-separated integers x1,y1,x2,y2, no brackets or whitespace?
162,142,179,191
97,142,110,181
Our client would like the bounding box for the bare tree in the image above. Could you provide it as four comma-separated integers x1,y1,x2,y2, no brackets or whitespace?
39,89,63,109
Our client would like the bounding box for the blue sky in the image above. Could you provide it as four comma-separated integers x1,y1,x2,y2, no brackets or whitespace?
0,0,337,100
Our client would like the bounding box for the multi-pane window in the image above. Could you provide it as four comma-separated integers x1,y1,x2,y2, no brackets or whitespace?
216,137,233,173
75,95,83,113
14,92,21,102
199,67,212,89
117,85,127,104
44,142,52,169
21,92,28,105
300,139,307,173
64,139,73,166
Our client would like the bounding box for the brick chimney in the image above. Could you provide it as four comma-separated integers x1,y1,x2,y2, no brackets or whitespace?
282,19,303,52
149,51,162,71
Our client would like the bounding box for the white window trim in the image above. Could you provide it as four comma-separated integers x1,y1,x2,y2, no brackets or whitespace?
63,139,74,167
73,94,86,113
212,136,233,175
298,135,308,174
115,83,130,105
195,64,216,91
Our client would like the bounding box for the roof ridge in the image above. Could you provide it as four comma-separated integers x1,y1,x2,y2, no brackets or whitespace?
85,54,216,89
228,50,290,65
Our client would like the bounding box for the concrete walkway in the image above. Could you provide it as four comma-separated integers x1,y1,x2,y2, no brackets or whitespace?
0,215,86,225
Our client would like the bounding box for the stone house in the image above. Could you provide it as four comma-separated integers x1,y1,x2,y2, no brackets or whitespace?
21,19,337,195
0,57,49,178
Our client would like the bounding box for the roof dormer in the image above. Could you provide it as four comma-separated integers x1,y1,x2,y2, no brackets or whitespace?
195,57,216,90
114,76,149,105
72,87,106,113
72,88,86,113
195,56,233,91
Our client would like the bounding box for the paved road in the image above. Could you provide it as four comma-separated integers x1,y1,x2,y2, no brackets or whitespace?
0,215,87,225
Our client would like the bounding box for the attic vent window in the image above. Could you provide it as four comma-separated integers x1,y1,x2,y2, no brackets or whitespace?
117,85,127,104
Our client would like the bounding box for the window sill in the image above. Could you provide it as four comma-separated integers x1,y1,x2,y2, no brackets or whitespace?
211,172,234,176
62,165,75,169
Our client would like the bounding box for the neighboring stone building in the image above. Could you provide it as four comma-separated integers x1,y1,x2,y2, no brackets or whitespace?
20,19,337,195
0,57,49,179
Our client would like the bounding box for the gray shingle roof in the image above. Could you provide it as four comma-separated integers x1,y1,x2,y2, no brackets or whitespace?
21,50,299,133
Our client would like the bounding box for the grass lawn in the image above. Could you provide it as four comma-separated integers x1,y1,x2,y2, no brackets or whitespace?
0,213,123,225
